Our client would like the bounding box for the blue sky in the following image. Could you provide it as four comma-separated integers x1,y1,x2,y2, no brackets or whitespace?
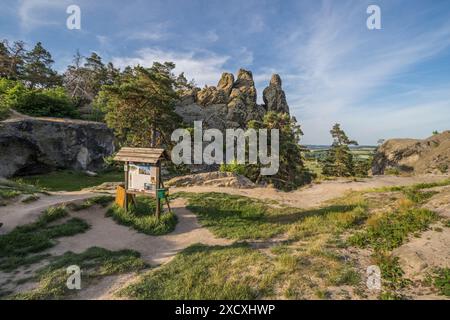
1,0,450,144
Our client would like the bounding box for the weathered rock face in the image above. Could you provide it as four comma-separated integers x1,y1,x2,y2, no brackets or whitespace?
372,131,450,175
175,69,290,130
165,171,255,188
217,72,234,96
195,72,235,106
0,117,115,177
263,74,290,114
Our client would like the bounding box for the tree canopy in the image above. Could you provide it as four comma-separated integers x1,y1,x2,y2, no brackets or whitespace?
96,63,183,147
322,123,359,177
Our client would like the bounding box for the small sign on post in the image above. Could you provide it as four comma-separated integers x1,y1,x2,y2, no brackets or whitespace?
113,147,171,219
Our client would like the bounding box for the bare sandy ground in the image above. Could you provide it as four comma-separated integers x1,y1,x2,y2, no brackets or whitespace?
48,198,232,265
172,174,449,209
1,174,448,299
52,198,231,299
393,186,450,299
0,192,100,234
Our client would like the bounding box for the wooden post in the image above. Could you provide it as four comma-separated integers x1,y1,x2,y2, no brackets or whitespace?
124,161,129,212
155,161,161,220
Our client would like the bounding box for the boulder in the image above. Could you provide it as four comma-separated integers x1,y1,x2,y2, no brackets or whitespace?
372,131,450,175
165,171,255,188
0,116,115,177
263,74,290,114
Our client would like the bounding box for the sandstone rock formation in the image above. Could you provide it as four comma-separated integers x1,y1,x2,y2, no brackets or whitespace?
175,69,290,130
165,171,256,188
263,74,290,114
372,131,450,175
0,116,115,177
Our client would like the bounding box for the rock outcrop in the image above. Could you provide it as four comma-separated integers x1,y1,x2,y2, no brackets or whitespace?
372,131,450,175
0,116,115,177
175,69,290,130
263,74,290,114
165,171,256,188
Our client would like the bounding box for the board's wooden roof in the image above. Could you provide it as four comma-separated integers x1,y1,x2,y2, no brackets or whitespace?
114,147,169,164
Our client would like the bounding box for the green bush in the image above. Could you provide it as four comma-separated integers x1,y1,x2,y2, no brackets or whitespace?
107,197,177,235
0,79,78,118
437,163,448,174
219,160,247,176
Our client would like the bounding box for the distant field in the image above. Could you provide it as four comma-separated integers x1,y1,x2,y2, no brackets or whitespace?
305,145,377,161
304,145,377,178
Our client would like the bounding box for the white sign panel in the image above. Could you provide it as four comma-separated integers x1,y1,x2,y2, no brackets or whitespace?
128,163,157,193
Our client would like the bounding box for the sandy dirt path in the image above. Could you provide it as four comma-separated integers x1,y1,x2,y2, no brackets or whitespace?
48,198,232,265
2,174,448,299
172,175,449,209
49,198,232,300
0,192,100,234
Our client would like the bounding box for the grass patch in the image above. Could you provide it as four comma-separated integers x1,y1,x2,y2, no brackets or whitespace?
348,208,438,251
0,179,47,194
0,206,89,271
0,179,47,205
120,243,274,300
0,189,21,200
375,254,411,300
428,268,450,297
106,196,177,235
287,205,367,241
179,192,368,241
68,195,114,211
181,192,289,240
327,267,361,286
402,189,438,204
15,170,123,192
10,247,148,300
372,179,450,193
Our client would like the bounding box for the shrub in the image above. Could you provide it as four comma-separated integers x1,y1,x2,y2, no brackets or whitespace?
437,163,448,174
219,160,247,176
0,80,78,118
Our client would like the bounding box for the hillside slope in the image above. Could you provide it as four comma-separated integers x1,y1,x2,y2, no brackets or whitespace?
372,131,450,175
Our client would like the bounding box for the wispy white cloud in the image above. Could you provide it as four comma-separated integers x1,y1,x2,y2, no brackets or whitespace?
17,0,71,30
205,30,219,43
248,14,265,33
275,1,450,144
124,22,170,41
112,48,230,86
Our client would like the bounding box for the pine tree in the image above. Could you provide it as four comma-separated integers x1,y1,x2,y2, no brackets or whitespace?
98,64,182,147
322,123,358,177
246,112,311,190
23,42,60,88
0,40,26,80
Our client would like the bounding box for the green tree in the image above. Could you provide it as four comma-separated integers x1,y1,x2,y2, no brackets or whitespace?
322,123,358,177
0,79,77,118
0,40,26,80
64,51,119,116
97,63,182,147
353,157,372,177
23,42,61,88
244,112,311,190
